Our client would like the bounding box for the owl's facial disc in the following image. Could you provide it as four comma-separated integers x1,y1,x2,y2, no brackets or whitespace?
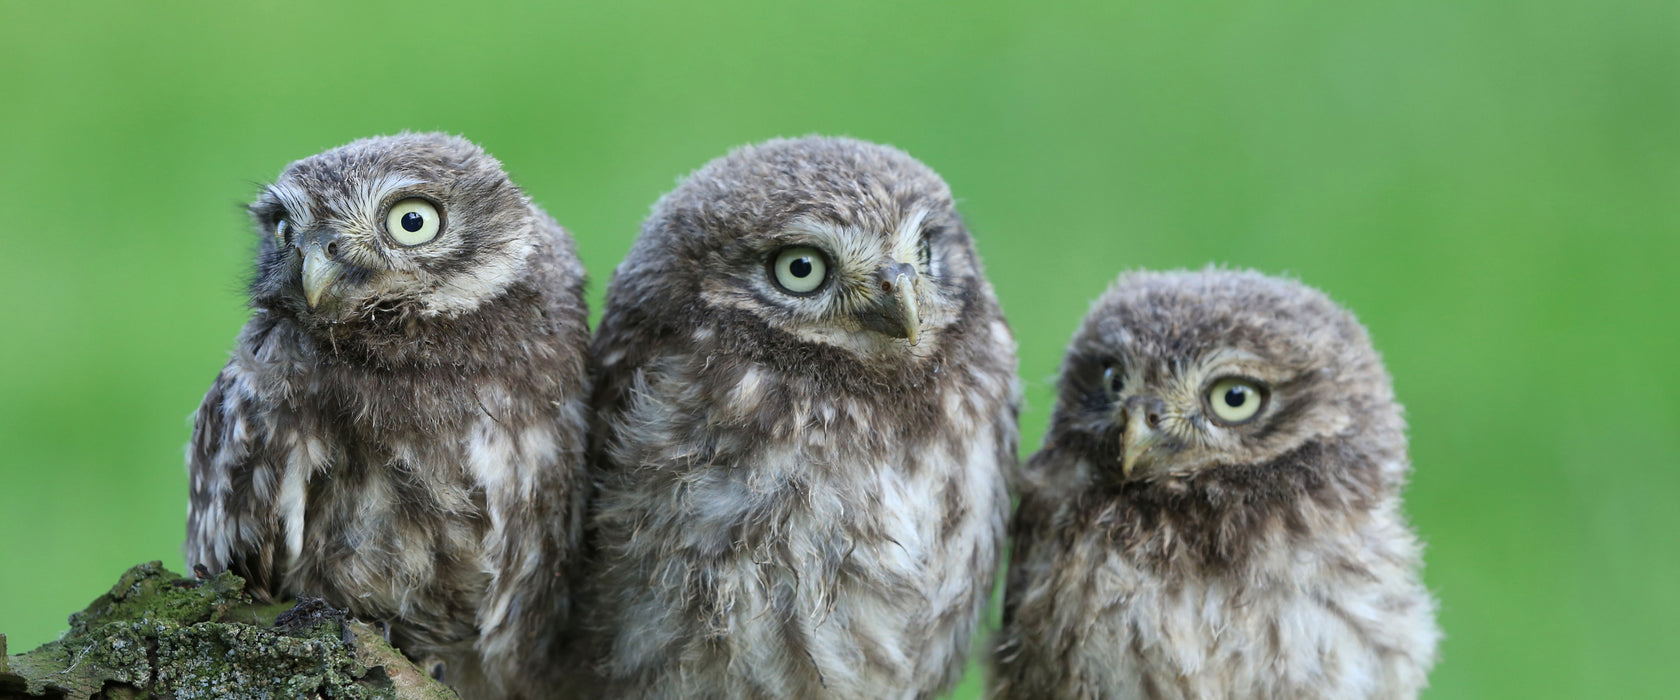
282,196,452,312
769,244,923,344
1100,355,1279,480
750,212,948,355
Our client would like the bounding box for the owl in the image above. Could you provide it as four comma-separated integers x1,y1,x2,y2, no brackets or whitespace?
991,268,1439,700
577,136,1020,698
184,133,591,699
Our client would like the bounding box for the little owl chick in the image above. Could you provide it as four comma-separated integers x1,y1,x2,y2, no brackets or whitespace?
185,133,591,699
991,268,1438,700
578,136,1020,698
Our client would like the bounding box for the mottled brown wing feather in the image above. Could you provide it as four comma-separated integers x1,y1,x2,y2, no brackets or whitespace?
185,362,283,599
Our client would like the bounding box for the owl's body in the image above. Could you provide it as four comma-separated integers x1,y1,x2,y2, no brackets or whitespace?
992,269,1437,700
186,133,590,699
580,137,1019,698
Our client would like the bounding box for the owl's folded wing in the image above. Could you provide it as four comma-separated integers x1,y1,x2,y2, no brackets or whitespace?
184,361,286,599
472,403,591,696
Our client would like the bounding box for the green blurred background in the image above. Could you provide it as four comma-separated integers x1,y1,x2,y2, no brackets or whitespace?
1,1,1674,697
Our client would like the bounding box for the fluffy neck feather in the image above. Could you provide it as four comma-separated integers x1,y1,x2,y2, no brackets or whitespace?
1049,438,1390,578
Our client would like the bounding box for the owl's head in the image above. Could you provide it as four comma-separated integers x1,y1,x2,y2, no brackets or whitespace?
247,133,551,325
1044,268,1401,486
615,136,991,363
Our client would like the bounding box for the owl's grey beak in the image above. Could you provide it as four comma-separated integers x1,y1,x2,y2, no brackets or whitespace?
300,241,345,310
1119,395,1168,478
857,262,921,346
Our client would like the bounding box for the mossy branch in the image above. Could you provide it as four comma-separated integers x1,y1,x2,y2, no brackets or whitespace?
0,562,456,700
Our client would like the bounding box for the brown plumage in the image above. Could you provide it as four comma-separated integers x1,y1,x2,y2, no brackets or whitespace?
575,136,1020,698
184,133,591,699
992,268,1439,699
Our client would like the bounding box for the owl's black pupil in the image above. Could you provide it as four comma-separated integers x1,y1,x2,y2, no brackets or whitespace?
789,257,813,278
1224,387,1248,407
401,212,425,232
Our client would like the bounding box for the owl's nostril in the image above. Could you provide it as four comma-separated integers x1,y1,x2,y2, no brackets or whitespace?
875,262,916,295
1146,412,1162,429
326,241,340,258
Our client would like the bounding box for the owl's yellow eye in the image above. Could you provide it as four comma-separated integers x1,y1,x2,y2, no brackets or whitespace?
386,198,442,246
1207,377,1265,424
275,219,291,245
769,246,829,295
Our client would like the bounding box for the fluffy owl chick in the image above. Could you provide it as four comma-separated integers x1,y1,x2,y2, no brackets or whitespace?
991,269,1438,700
185,133,590,699
579,136,1020,698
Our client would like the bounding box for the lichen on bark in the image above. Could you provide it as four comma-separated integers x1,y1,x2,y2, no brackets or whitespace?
0,562,456,700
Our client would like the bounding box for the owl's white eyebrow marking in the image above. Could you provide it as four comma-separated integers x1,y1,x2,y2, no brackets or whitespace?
267,174,426,230
269,184,317,228
352,174,425,223
894,208,931,261
784,208,932,268
1196,348,1265,374
784,216,851,241
784,217,878,273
